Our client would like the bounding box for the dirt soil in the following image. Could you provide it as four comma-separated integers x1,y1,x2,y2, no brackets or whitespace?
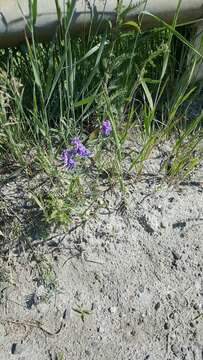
0,157,202,360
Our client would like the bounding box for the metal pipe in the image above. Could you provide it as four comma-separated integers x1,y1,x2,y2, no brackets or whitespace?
0,1,203,48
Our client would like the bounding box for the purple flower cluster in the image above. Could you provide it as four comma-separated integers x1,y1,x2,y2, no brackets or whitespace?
61,137,91,170
71,137,91,157
61,120,112,170
61,149,76,170
101,119,112,137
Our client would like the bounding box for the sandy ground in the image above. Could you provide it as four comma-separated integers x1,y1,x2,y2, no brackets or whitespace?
0,155,202,360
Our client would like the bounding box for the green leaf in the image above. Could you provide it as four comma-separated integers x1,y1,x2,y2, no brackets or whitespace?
123,21,140,32
55,0,62,21
32,0,38,25
141,80,154,111
74,96,95,108
141,11,203,59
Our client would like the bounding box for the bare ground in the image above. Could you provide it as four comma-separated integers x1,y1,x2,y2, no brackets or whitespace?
0,155,202,360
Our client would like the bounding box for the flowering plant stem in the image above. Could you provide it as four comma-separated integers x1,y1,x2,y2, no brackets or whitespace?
104,90,125,192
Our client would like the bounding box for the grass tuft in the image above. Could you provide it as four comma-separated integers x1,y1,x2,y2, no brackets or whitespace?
0,1,202,230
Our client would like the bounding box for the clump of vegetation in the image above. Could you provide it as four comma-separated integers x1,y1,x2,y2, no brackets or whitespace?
0,0,202,233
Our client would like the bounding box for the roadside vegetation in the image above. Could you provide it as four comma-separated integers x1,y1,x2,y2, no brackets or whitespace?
0,1,202,234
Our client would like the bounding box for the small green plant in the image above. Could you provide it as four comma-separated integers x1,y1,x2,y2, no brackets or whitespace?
0,0,202,234
56,353,65,360
31,253,58,302
30,173,86,227
72,305,92,323
162,112,203,180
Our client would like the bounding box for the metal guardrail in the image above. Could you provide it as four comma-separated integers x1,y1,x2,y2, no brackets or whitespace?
0,1,203,47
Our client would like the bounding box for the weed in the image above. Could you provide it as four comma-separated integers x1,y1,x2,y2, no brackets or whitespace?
56,353,65,360
30,252,59,302
0,0,202,230
72,305,92,323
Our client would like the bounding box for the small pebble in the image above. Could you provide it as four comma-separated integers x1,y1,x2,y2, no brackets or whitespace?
172,250,181,260
193,303,199,310
108,306,117,314
130,329,136,336
85,350,91,356
11,343,17,355
171,344,180,356
11,343,24,355
154,302,161,311
164,322,170,330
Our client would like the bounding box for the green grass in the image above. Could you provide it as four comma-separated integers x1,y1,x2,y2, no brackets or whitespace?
0,1,202,228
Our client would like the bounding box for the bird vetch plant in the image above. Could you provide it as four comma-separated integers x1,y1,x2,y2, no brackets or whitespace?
61,120,112,170
71,137,91,157
101,119,112,137
61,137,91,170
61,149,76,170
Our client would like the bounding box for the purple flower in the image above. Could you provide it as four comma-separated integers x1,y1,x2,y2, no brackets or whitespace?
66,157,76,170
61,149,76,170
61,137,91,170
71,137,91,157
77,144,91,157
71,137,81,151
101,119,112,137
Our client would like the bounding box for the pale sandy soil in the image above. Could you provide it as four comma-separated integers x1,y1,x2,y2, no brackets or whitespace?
0,149,202,360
